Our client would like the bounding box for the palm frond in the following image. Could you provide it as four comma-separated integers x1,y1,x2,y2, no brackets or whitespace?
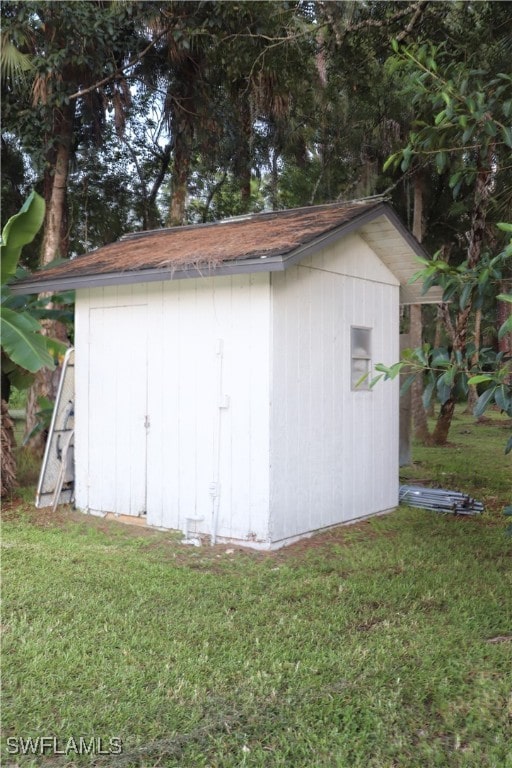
0,35,33,82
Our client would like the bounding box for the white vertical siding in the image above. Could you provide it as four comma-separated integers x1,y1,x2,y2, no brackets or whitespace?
75,274,272,543
270,234,400,543
74,286,149,516
74,289,90,515
146,272,271,542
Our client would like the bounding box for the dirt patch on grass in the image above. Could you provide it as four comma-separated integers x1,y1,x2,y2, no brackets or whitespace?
2,496,400,572
1,494,500,573
2,498,173,540
270,518,398,564
1,497,73,527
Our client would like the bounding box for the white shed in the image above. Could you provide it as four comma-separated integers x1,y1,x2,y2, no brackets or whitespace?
16,200,439,549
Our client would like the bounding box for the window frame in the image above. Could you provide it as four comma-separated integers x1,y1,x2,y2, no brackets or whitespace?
350,325,372,391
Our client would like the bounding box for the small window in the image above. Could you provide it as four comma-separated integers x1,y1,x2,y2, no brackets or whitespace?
351,327,372,390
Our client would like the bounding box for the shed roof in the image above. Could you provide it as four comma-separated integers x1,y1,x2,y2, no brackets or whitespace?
11,199,441,303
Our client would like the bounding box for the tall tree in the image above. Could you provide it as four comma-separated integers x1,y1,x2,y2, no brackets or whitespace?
384,5,512,443
1,1,143,261
1,0,150,446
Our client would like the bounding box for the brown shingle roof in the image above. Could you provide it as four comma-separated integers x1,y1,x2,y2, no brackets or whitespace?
12,199,440,303
23,201,380,283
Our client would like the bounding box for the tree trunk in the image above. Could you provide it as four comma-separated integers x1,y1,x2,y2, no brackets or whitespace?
497,279,512,359
168,146,190,227
399,333,412,465
167,119,192,227
165,49,202,227
237,99,253,213
25,105,74,452
1,398,17,497
430,158,493,445
410,171,431,443
427,309,444,416
270,146,280,211
429,304,472,446
432,397,456,445
147,140,173,229
410,305,431,442
465,306,482,413
40,105,75,266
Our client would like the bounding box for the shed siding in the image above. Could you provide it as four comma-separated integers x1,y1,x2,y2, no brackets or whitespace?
269,235,399,543
74,275,271,543
146,273,272,542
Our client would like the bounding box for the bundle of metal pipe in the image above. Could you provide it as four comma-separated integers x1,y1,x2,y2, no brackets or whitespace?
399,485,484,515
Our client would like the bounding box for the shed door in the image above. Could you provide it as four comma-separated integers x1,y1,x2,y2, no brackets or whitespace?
87,305,148,516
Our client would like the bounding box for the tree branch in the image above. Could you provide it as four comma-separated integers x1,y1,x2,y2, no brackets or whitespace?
67,29,169,101
202,169,228,222
439,302,455,343
148,141,173,208
396,1,430,42
319,1,428,45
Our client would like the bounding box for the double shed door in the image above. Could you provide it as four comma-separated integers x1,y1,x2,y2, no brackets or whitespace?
86,300,211,528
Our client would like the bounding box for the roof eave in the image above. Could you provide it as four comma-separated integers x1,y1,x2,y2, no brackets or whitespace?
8,253,288,294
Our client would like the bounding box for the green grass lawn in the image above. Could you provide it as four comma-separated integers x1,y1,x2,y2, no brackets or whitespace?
2,408,511,767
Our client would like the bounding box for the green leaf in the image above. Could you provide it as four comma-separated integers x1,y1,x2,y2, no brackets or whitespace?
431,354,450,369
400,147,413,172
474,386,495,418
1,191,45,283
441,365,458,386
468,374,492,385
414,345,429,366
454,373,468,401
484,120,497,137
459,281,473,309
374,362,404,380
502,126,512,149
7,368,34,389
462,125,475,144
498,315,512,340
422,379,435,410
449,171,461,189
436,377,452,405
435,151,447,173
0,306,55,372
0,34,34,80
400,373,417,396
495,385,512,416
383,153,398,172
